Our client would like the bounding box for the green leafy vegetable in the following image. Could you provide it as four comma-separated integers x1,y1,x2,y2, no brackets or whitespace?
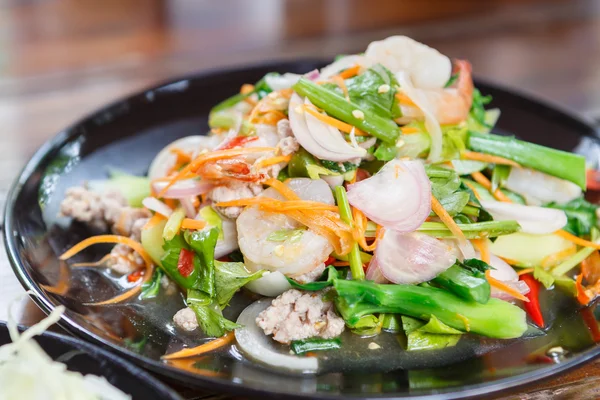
293,78,400,144
141,268,164,300
546,197,598,237
344,65,401,119
467,132,587,189
432,262,490,304
214,261,264,308
381,314,401,333
426,166,472,216
291,338,342,355
469,89,493,129
184,228,220,298
402,315,463,351
373,141,398,161
188,290,240,337
320,160,358,174
334,279,527,339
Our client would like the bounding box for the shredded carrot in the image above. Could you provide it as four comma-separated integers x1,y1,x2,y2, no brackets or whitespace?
576,274,591,305
143,213,166,230
352,208,382,251
455,313,471,332
216,198,338,212
40,262,71,296
485,270,530,302
164,358,227,377
431,195,466,242
400,127,420,134
170,148,192,164
541,246,578,268
60,235,154,305
332,261,350,267
470,172,513,203
338,65,360,79
162,332,235,360
517,268,535,276
263,178,301,200
497,256,521,266
302,105,366,135
254,155,292,169
471,239,490,264
71,254,112,268
158,146,277,197
461,151,520,167
555,230,600,250
181,218,207,231
164,198,178,209
332,75,350,101
463,181,482,201
395,93,417,107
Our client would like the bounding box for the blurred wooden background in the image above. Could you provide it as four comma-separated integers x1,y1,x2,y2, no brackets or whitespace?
1,0,600,398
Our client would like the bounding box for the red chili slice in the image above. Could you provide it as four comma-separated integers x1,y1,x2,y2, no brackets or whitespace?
177,248,195,278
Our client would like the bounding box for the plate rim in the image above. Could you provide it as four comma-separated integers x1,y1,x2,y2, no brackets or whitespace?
4,59,600,400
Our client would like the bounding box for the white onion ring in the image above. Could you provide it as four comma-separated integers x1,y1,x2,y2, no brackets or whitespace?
179,197,197,219
142,197,173,217
505,167,582,206
235,300,318,374
244,271,292,297
152,179,213,199
481,201,567,235
374,230,456,284
347,159,431,232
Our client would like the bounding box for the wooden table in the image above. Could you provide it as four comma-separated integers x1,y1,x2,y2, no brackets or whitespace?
2,0,600,398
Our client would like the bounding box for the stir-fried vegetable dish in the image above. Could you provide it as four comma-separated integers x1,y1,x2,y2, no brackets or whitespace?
57,36,600,371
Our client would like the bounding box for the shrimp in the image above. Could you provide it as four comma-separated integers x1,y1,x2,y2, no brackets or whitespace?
236,179,334,279
397,60,474,126
365,35,452,89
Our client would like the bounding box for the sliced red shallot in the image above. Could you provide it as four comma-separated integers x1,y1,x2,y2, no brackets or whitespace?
142,197,173,217
374,230,456,284
480,201,567,235
365,256,388,284
288,94,366,162
346,159,431,232
152,179,213,199
179,197,197,218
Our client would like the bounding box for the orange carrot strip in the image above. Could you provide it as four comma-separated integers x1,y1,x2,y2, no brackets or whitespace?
461,151,520,167
40,262,71,296
470,172,512,203
240,84,254,95
485,270,530,302
401,127,420,134
302,106,365,135
264,178,301,200
498,256,522,266
541,246,578,268
338,65,360,79
463,181,482,201
555,230,600,250
517,268,535,276
472,239,490,264
576,274,591,305
60,235,154,305
395,93,417,107
71,254,113,268
170,148,192,164
162,332,235,360
332,261,350,267
254,155,292,169
143,213,166,230
181,219,207,231
431,195,466,242
332,75,350,101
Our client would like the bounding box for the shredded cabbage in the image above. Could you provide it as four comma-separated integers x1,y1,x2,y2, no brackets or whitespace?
0,301,131,400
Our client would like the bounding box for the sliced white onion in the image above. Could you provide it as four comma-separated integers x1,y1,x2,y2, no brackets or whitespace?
235,300,318,373
304,69,320,81
320,174,344,189
505,167,582,206
265,73,302,91
288,94,366,161
365,256,388,283
374,231,456,284
395,71,444,163
151,179,213,199
244,271,292,297
214,217,239,259
179,197,197,219
285,178,335,204
481,201,567,235
148,135,221,179
319,55,369,79
142,197,173,217
347,159,431,232
358,136,377,149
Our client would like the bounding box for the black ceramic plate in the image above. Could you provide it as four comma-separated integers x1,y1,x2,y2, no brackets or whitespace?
5,60,600,400
0,322,181,399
